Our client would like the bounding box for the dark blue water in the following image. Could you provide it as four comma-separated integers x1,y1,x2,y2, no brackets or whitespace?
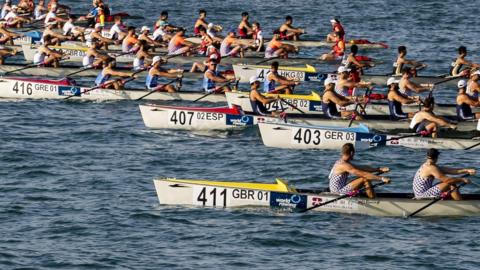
1,0,480,269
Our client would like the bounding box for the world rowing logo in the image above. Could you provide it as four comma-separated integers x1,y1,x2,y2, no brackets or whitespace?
58,86,81,96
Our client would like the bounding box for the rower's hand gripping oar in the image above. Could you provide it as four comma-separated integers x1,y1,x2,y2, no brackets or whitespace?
407,175,470,218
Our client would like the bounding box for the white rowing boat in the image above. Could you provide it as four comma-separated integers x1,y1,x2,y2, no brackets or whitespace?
0,76,225,102
232,64,317,83
258,122,480,150
153,178,480,217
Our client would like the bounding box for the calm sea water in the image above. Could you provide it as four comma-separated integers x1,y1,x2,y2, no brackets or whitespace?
1,0,480,269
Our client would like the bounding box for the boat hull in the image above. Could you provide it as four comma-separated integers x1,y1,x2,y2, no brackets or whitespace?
153,178,480,217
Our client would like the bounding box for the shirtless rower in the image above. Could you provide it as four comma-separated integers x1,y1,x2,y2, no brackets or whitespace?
279,15,305,41
412,148,474,201
42,21,71,45
0,21,21,45
121,26,138,53
450,46,480,77
341,45,370,83
82,41,111,68
145,56,183,93
138,26,164,49
237,12,252,39
321,77,363,120
87,23,117,50
109,16,127,42
409,96,456,138
319,32,344,61
33,35,64,67
392,46,426,76
398,67,431,96
4,5,30,28
456,80,480,121
264,30,297,58
326,17,345,42
220,29,244,58
168,28,195,56
387,77,420,120
249,76,279,116
63,15,86,42
94,60,136,90
329,143,390,199
194,9,208,36
466,70,480,99
335,66,371,96
263,61,299,94
203,58,233,93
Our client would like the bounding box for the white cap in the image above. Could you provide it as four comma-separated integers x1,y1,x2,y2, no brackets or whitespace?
11,5,17,9
458,79,467,88
209,54,218,60
387,77,399,86
207,23,214,29
337,66,350,73
330,19,336,24
249,76,259,84
472,70,480,76
324,77,335,86
141,26,150,32
94,23,102,29
152,56,162,65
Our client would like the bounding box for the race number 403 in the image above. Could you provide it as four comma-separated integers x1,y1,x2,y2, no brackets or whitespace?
291,127,356,146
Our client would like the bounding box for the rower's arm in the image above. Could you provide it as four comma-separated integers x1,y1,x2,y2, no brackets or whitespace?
439,167,475,175
344,163,384,181
393,91,417,104
272,73,297,86
153,69,179,79
405,80,428,93
349,56,365,68
327,93,353,107
458,95,480,107
423,113,452,127
430,166,468,185
459,58,480,68
110,70,134,77
206,72,228,83
253,91,276,105
282,25,304,34
44,47,63,58
94,32,114,44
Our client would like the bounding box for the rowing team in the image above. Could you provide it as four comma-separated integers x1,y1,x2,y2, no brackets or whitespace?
329,143,475,200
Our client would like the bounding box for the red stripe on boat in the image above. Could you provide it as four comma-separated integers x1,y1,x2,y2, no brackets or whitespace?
154,105,241,115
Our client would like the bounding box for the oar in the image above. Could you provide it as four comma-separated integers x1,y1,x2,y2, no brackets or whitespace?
134,78,178,101
62,66,96,77
465,140,480,151
193,81,233,102
407,180,468,218
255,56,279,65
2,56,70,75
300,181,387,213
279,98,306,114
347,87,373,127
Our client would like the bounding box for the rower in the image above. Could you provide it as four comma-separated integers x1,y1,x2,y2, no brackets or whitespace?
237,12,252,39
265,30,297,59
392,46,426,76
33,35,64,67
450,46,480,77
87,23,116,50
249,22,264,52
145,56,183,93
168,28,194,56
17,0,33,14
335,66,371,96
319,32,344,61
42,21,71,45
456,80,480,121
82,41,111,68
63,15,86,42
326,17,345,42
138,26,164,49
153,11,180,42
34,0,46,20
203,57,232,93
133,40,153,71
398,67,431,96
220,29,244,58
466,70,480,99
249,76,279,116
109,16,127,42
0,21,21,45
322,77,362,120
94,60,136,90
279,15,305,41
412,148,474,201
387,77,419,120
194,9,208,36
44,4,66,25
1,0,12,20
206,22,223,45
197,26,214,55
121,26,139,53
329,143,390,199
409,96,457,138
341,45,369,83
190,48,221,73
263,61,299,94
4,5,30,28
